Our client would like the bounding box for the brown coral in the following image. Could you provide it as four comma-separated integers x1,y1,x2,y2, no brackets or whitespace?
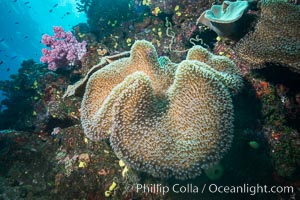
236,0,300,72
81,41,176,141
187,45,243,93
81,40,242,179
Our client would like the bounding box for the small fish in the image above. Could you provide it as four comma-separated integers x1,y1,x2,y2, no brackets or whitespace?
0,60,3,65
66,12,70,15
6,68,10,72
0,38,4,42
11,56,17,60
24,36,28,39
13,0,17,2
49,9,53,13
53,4,58,8
24,1,29,4
14,22,19,24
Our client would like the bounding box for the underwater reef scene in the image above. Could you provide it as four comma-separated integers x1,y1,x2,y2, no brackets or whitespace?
0,0,300,199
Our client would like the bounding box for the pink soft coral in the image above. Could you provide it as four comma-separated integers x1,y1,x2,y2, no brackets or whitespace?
40,26,87,71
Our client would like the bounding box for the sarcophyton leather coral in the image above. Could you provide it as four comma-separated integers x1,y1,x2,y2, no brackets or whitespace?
81,40,243,179
236,0,300,72
197,0,250,40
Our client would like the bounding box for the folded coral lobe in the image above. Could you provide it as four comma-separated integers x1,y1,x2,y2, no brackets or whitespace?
80,60,130,141
81,40,241,179
80,40,165,141
110,60,234,179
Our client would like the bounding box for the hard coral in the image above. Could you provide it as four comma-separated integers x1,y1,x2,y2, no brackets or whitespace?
236,0,300,72
81,40,243,179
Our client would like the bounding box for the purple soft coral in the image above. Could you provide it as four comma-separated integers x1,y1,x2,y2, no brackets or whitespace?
40,26,87,71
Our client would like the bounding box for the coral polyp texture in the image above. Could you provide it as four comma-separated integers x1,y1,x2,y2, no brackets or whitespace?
81,40,243,179
236,0,300,72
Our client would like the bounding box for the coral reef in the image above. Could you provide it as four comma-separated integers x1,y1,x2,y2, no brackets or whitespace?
264,126,300,179
236,0,300,72
76,0,134,39
0,130,57,199
0,60,48,130
0,59,81,132
40,26,87,71
76,0,215,62
1,0,300,199
80,40,243,179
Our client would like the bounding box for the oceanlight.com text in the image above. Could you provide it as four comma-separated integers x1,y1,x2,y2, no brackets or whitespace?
135,183,294,196
208,184,294,196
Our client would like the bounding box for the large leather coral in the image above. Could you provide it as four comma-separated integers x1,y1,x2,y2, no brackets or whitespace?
236,0,300,72
81,40,243,179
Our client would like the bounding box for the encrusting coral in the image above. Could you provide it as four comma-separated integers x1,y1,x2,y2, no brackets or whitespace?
80,40,243,179
235,0,300,72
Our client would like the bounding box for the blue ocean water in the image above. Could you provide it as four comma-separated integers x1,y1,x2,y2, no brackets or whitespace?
0,0,86,103
0,0,86,79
